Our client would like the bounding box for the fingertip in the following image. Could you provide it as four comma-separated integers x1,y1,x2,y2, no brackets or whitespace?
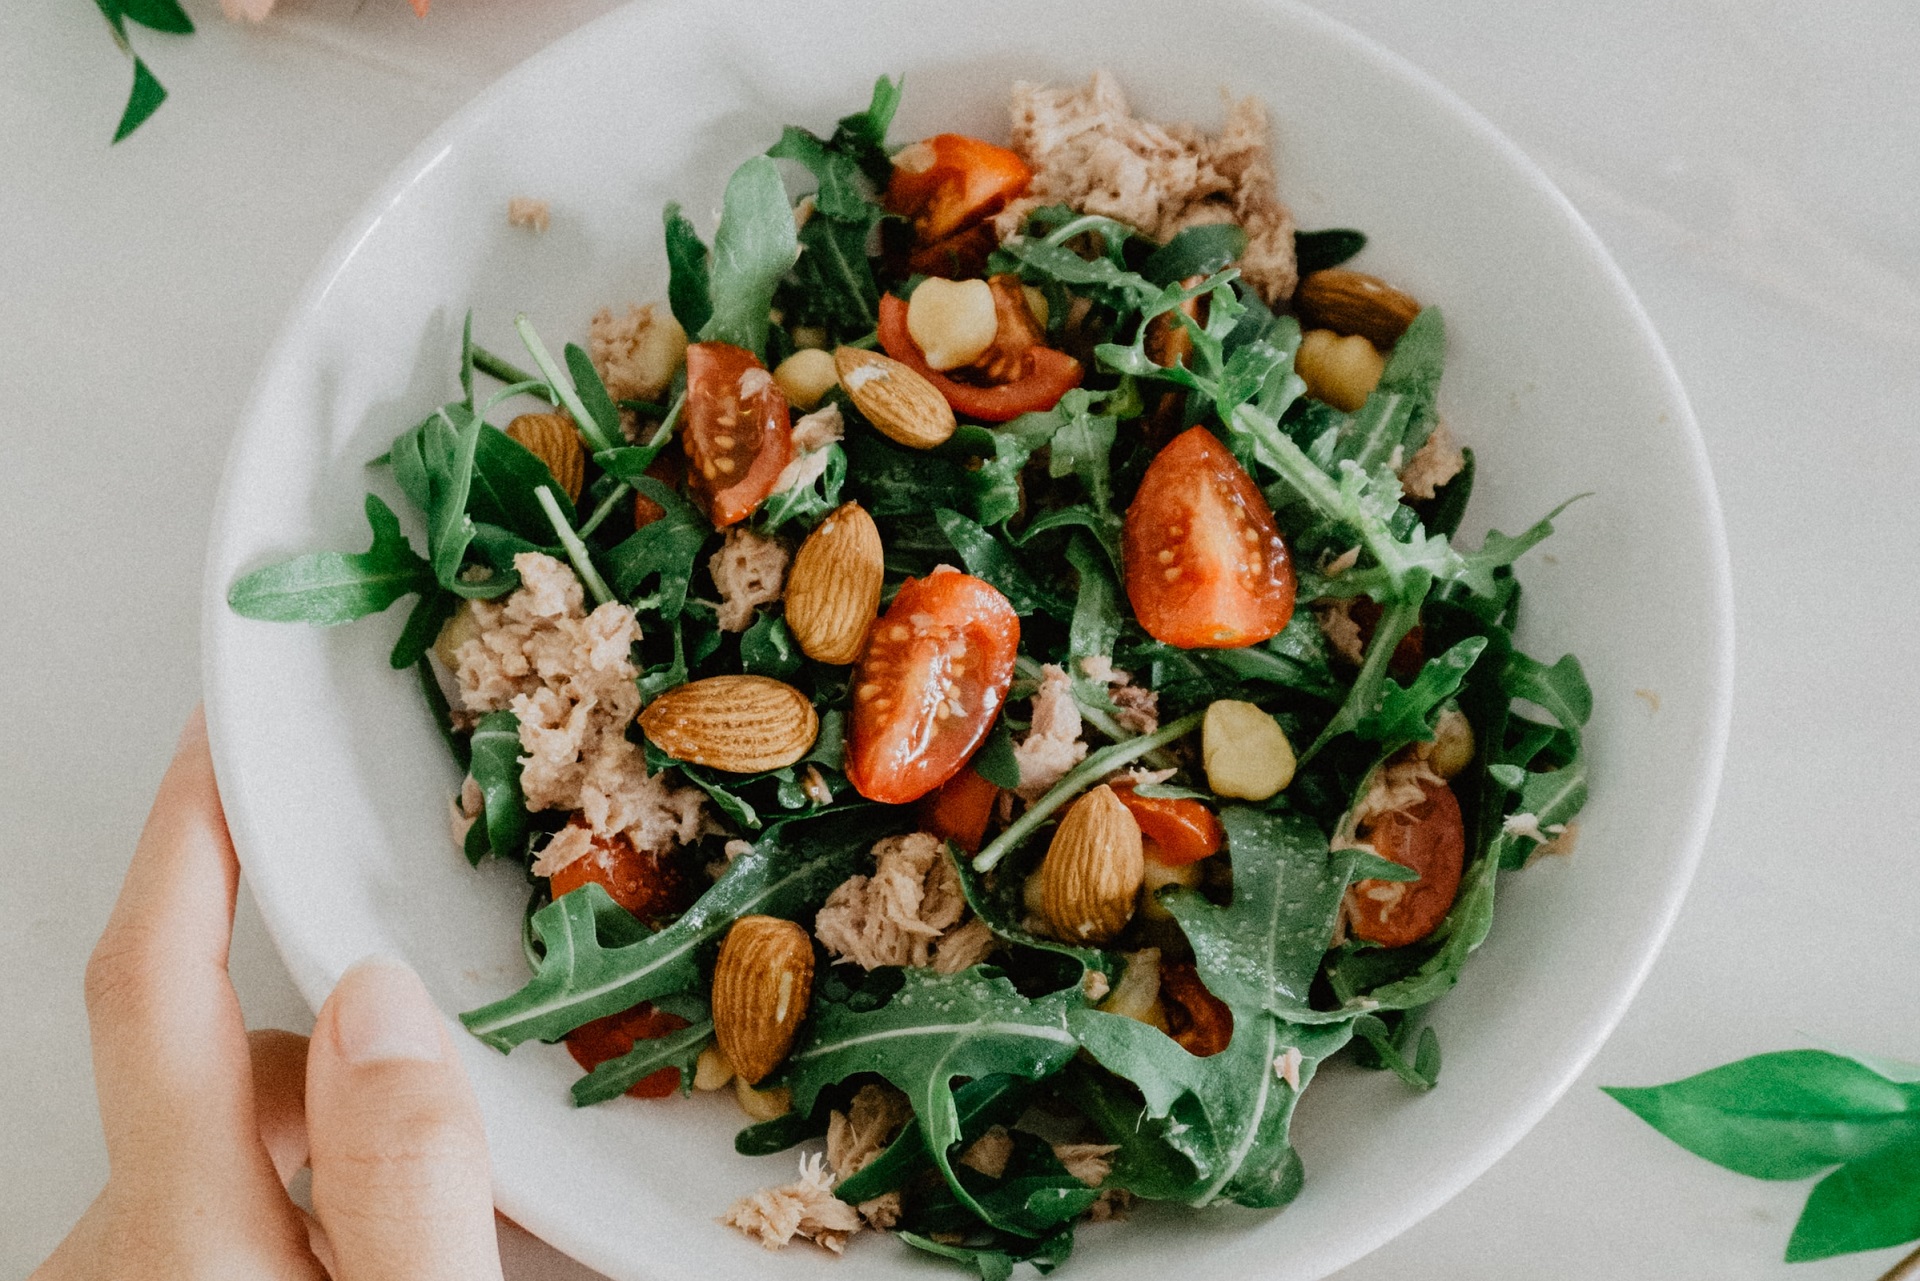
318,957,447,1065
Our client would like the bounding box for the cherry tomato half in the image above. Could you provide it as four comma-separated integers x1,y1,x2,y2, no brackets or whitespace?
1346,776,1465,948
886,134,1033,244
564,1003,689,1098
918,763,1002,854
878,294,1083,422
682,341,792,528
547,824,692,924
1159,961,1233,1057
1113,785,1225,866
846,570,1019,805
1123,426,1297,649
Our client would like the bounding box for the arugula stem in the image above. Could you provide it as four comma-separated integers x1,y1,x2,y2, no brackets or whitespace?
471,343,554,401
973,711,1203,873
514,315,620,455
535,486,614,606
577,483,633,541
1298,596,1421,766
481,380,556,417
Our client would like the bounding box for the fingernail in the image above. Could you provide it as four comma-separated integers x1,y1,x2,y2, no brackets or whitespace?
330,957,444,1064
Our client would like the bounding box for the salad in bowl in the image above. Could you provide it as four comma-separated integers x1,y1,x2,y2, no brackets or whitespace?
228,69,1589,1277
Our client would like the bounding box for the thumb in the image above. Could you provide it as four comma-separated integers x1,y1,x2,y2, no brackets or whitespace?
305,958,504,1281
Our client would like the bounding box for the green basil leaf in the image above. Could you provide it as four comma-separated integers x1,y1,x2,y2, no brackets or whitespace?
1603,1051,1920,1182
118,0,193,34
112,58,167,144
227,493,432,624
1785,1141,1920,1261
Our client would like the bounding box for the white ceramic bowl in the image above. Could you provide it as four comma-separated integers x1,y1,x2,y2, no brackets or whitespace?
202,1,1733,1277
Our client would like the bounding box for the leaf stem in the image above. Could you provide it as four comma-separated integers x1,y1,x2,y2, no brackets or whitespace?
576,484,633,540
973,711,1203,873
481,380,556,418
536,486,614,606
470,342,555,402
514,316,619,453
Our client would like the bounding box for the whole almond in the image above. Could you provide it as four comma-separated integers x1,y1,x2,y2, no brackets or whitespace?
506,412,585,503
1294,269,1421,349
1040,784,1145,945
711,915,815,1085
833,346,956,449
785,502,884,665
639,675,819,773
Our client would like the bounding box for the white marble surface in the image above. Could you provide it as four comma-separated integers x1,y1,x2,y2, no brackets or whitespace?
2,0,1915,1277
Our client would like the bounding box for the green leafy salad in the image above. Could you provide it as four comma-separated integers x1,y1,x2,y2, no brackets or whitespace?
230,71,1592,1276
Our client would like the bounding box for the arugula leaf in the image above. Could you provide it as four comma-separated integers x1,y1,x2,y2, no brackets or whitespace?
963,408,1070,528
1142,222,1248,286
469,421,577,542
563,343,623,452
971,720,1023,791
900,1226,1074,1281
834,1074,1032,1204
227,493,433,624
1161,808,1356,1023
1325,308,1446,470
936,509,1070,619
1054,1060,1203,1201
757,442,847,534
784,966,1082,1235
1355,636,1488,748
740,612,802,678
1293,228,1367,274
662,203,713,337
571,1006,713,1106
699,156,799,359
1604,1050,1920,1181
461,807,903,1050
604,478,708,618
830,74,903,184
1352,1013,1442,1091
735,1105,833,1156
463,710,530,866
1326,848,1499,1011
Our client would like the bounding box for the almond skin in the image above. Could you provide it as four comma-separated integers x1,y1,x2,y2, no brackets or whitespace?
1040,784,1145,945
1294,269,1421,349
506,412,586,503
833,346,957,449
711,915,815,1086
785,502,884,665
638,675,819,773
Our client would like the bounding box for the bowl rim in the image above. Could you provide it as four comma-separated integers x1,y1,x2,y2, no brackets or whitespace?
202,0,1735,1275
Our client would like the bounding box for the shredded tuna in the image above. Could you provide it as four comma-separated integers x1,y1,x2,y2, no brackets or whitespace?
855,1192,902,1230
506,196,551,233
449,774,483,846
1321,545,1361,577
958,1126,1014,1179
772,403,845,497
1273,1047,1304,1090
814,833,979,970
1314,598,1367,667
931,918,998,975
1051,1142,1119,1188
709,527,790,632
721,1153,863,1254
826,1084,913,1182
452,553,706,874
1399,419,1465,500
996,71,1298,302
1014,663,1087,800
1076,657,1160,735
1085,1188,1136,1222
1081,969,1111,1002
1346,755,1446,837
588,303,688,408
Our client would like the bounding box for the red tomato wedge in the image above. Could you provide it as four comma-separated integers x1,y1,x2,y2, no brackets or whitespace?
1123,426,1297,648
547,823,691,924
1346,777,1465,948
918,764,1002,854
1113,786,1225,866
1159,961,1233,1057
846,570,1019,805
886,134,1033,244
565,1004,689,1098
878,294,1082,422
682,341,792,528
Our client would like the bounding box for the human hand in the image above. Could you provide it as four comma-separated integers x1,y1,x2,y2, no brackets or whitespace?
32,709,506,1281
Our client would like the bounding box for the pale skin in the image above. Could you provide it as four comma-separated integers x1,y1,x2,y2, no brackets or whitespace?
33,709,506,1281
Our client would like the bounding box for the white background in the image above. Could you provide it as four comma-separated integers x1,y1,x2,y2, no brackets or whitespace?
3,0,1917,1277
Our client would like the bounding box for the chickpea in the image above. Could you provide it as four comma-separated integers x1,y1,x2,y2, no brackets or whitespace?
1138,847,1203,922
1428,707,1476,779
906,277,998,370
1098,948,1169,1030
1296,328,1385,412
1203,699,1297,801
772,347,839,410
733,1076,792,1121
693,1043,735,1091
431,600,481,671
